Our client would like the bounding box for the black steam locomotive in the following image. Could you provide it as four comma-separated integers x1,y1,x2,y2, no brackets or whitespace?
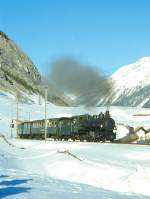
18,111,116,142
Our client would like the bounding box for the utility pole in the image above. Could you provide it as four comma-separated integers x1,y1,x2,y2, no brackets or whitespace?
28,112,30,121
16,92,19,138
11,126,13,138
10,101,13,139
44,87,48,141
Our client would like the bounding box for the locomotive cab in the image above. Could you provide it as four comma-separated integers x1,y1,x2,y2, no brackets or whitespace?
102,111,116,141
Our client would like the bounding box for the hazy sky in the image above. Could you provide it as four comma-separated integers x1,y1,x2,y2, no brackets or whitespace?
0,0,150,75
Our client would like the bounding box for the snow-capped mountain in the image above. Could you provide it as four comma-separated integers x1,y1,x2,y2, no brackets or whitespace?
99,57,150,108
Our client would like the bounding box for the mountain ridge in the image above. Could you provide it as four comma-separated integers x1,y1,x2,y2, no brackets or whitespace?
98,56,150,108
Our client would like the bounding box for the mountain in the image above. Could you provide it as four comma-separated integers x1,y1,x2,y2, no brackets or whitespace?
99,57,150,108
0,31,68,105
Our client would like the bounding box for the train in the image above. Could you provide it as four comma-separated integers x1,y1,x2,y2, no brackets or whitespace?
18,111,116,142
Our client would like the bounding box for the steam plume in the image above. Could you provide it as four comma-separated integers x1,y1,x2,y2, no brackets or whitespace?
47,57,113,106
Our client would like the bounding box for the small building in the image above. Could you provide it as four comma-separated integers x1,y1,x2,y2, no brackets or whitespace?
135,127,150,144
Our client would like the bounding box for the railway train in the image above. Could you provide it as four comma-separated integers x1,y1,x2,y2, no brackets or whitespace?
18,111,116,142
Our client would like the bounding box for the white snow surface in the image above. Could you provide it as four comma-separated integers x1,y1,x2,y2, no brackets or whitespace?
1,92,150,198
1,139,150,198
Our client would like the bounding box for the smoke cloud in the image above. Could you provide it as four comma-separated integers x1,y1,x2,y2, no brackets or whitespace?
47,57,113,106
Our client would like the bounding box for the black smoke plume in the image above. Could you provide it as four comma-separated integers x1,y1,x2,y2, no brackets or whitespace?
47,57,113,106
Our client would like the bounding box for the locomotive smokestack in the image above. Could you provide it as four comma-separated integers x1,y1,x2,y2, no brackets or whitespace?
47,57,113,106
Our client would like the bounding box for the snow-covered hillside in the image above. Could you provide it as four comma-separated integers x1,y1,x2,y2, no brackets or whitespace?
113,57,150,89
99,57,150,108
0,31,69,106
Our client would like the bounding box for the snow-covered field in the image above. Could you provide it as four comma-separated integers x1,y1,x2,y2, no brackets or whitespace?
1,139,150,198
0,93,150,198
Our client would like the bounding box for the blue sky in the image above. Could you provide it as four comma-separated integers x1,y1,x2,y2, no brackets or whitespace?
0,0,150,75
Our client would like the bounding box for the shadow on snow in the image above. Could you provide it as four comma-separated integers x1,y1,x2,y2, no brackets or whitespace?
0,176,31,198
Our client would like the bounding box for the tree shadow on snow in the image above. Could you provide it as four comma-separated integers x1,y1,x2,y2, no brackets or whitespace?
0,179,31,186
0,187,31,198
0,177,32,198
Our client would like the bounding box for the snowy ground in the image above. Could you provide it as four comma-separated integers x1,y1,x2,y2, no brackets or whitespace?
1,93,150,198
0,139,150,198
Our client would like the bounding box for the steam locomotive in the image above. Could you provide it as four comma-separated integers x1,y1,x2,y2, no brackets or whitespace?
18,111,116,142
